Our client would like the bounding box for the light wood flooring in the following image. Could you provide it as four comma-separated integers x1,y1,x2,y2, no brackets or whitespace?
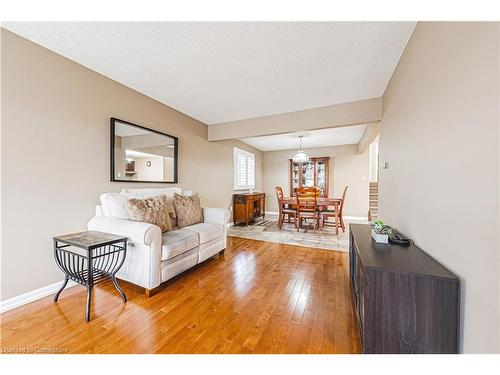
0,237,361,354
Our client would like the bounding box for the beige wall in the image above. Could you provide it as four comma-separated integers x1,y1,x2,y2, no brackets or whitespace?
0,29,262,300
357,122,380,155
208,97,382,140
379,22,500,353
498,23,500,349
368,140,379,182
262,145,369,217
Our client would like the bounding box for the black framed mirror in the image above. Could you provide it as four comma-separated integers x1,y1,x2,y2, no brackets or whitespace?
110,117,178,183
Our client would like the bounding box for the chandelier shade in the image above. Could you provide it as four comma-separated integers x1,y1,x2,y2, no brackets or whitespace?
292,135,309,163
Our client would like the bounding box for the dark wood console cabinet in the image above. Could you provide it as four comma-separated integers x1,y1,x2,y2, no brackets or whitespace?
233,192,265,226
349,224,460,353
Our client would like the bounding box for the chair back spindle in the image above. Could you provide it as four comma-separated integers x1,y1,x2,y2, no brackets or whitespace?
296,189,319,231
297,195,317,212
296,186,320,198
339,185,348,217
275,186,286,210
275,186,297,230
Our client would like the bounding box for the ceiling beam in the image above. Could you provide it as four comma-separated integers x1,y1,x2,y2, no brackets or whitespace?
207,97,382,141
357,122,380,154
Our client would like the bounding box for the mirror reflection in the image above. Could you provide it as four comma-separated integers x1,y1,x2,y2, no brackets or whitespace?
111,118,178,183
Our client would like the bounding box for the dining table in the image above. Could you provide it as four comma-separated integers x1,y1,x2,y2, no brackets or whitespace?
282,197,343,234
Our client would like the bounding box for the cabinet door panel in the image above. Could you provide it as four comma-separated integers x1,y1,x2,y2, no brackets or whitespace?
290,157,330,197
301,161,314,187
290,162,300,195
357,260,365,331
316,160,327,196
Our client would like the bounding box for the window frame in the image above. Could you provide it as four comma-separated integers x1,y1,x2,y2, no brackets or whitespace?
233,147,256,190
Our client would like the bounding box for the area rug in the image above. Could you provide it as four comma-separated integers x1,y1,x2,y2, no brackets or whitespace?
227,214,368,252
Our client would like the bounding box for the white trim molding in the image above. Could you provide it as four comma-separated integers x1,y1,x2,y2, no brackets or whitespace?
265,211,279,216
0,280,77,314
344,216,369,221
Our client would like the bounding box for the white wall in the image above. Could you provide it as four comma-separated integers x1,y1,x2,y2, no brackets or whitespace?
369,139,379,183
163,157,174,181
262,144,369,217
379,22,500,353
134,156,164,181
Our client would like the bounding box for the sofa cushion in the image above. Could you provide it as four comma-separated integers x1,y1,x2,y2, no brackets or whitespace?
173,193,204,228
121,188,182,199
161,228,199,260
127,195,172,232
100,193,129,219
161,247,198,282
183,222,224,245
198,237,224,263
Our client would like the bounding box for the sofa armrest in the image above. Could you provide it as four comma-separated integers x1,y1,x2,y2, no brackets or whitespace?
203,207,229,227
87,216,163,290
87,216,161,246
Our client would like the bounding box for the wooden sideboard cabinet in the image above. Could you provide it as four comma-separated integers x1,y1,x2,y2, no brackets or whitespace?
349,224,460,353
233,192,265,226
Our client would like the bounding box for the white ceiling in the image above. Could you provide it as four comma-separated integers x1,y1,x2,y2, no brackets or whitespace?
240,124,367,151
4,22,416,125
115,123,150,137
125,150,159,158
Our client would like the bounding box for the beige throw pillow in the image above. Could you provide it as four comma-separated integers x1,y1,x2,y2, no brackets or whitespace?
166,197,177,219
127,195,172,232
173,193,203,228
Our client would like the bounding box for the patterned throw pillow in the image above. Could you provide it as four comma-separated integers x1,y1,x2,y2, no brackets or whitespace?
173,193,203,228
127,195,172,232
166,197,177,219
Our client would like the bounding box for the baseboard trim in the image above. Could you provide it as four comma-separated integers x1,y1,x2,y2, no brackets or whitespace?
226,222,234,228
265,211,278,216
0,279,77,314
344,216,369,221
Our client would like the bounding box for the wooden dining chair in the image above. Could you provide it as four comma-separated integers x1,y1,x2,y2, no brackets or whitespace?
275,186,297,229
296,186,320,198
320,186,348,232
296,190,319,232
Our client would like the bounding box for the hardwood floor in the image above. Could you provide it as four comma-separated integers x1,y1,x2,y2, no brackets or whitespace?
0,237,361,354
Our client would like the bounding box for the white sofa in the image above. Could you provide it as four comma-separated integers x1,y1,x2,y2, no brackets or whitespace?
87,187,229,296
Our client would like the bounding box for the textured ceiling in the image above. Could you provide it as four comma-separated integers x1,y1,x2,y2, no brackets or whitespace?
4,22,415,124
240,124,367,151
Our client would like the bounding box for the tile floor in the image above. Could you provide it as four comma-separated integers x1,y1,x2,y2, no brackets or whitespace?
227,214,368,252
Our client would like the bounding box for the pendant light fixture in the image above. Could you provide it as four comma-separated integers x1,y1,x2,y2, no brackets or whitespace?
292,135,309,163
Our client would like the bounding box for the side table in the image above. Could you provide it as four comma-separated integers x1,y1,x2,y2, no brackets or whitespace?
53,230,128,322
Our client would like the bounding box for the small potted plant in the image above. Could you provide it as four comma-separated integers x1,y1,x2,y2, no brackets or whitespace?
370,219,392,243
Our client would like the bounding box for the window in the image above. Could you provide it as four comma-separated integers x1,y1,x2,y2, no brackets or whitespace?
234,147,255,190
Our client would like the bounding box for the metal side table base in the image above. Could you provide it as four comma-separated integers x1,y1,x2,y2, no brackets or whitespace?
53,231,128,322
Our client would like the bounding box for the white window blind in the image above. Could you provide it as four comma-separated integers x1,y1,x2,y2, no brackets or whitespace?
234,147,255,190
